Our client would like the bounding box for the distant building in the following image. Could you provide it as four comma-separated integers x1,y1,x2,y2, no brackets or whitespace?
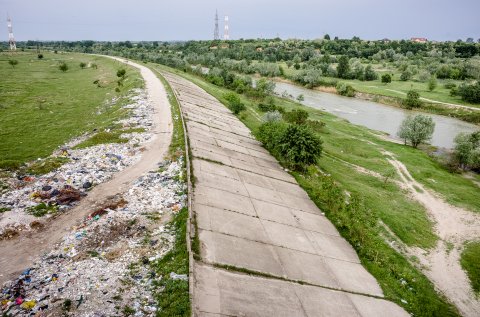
411,37,428,43
382,38,391,43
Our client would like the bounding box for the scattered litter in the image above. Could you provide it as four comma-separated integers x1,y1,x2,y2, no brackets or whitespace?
0,89,155,236
1,157,186,317
169,272,188,281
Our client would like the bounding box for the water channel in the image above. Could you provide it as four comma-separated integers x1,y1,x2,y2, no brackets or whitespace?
274,81,479,149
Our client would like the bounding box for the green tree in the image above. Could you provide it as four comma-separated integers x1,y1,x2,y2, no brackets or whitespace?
400,70,412,81
453,131,480,170
59,62,68,72
8,59,18,68
381,73,392,84
428,75,437,91
458,82,480,103
324,34,331,40
403,90,422,109
397,115,435,148
337,55,350,79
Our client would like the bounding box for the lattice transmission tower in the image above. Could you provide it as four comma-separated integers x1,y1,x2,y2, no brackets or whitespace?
214,10,220,40
224,15,229,40
7,15,16,50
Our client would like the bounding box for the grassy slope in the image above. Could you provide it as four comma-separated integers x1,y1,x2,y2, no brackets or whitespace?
0,51,142,167
461,241,480,295
152,64,463,315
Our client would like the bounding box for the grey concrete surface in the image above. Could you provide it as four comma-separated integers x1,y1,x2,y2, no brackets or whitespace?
162,72,409,317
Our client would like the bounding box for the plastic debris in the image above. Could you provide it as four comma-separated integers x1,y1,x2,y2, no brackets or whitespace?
169,272,188,281
1,156,186,317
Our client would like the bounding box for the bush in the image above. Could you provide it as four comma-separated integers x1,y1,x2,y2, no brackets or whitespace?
403,90,422,109
283,109,309,125
117,68,126,78
364,65,378,81
277,125,323,169
8,59,18,68
79,62,87,69
223,92,246,114
58,62,68,72
458,82,480,103
258,103,277,112
257,122,323,170
381,74,392,84
37,54,43,59
263,111,283,122
444,82,457,89
336,82,355,97
428,76,437,91
400,70,412,81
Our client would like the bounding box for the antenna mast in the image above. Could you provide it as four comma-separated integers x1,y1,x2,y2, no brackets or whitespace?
214,10,220,40
7,15,16,51
224,15,229,40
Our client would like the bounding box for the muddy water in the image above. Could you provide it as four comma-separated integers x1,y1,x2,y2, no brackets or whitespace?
274,82,479,149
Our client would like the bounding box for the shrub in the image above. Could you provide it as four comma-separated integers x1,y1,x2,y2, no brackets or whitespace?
8,59,18,68
263,111,282,122
428,76,437,91
79,62,87,69
381,74,392,84
296,94,305,102
336,82,355,97
400,70,412,81
458,82,480,103
223,92,245,114
258,103,277,112
91,63,98,69
117,68,126,78
257,121,289,150
364,65,378,81
58,62,68,72
444,82,457,89
283,109,309,125
37,54,43,59
277,125,323,169
403,90,422,109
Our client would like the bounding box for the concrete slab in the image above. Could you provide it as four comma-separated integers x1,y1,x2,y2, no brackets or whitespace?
305,230,361,263
194,264,307,317
324,257,384,297
195,170,248,196
244,182,285,205
194,186,256,217
251,199,298,227
290,209,340,236
348,293,410,317
275,247,340,289
192,159,240,181
191,148,233,166
261,220,317,254
237,169,275,189
199,230,285,276
195,204,269,243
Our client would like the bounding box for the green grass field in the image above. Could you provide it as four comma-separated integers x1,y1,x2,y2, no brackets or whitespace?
0,51,142,169
153,63,469,315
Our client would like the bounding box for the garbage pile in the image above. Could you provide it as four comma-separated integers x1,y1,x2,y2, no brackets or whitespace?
1,158,187,316
0,89,155,237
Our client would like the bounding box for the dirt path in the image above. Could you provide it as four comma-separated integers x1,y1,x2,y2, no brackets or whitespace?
384,151,480,317
0,57,172,285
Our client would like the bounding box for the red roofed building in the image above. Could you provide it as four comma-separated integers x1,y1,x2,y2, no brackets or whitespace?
411,37,428,43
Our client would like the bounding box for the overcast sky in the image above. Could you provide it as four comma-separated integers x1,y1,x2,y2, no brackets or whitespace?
1,0,479,41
